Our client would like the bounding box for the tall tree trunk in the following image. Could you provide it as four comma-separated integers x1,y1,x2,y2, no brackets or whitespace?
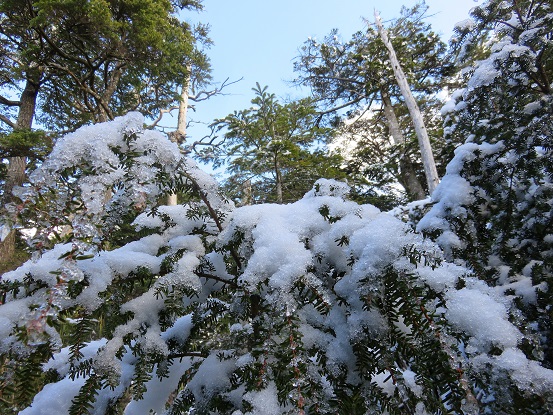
375,12,440,194
274,156,283,204
167,72,191,206
380,90,426,200
177,74,190,140
241,179,252,206
97,65,123,122
0,75,40,268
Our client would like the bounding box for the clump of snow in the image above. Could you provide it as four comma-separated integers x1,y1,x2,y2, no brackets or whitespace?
403,369,423,397
441,88,466,116
243,382,283,415
186,353,236,405
29,112,181,217
372,371,396,396
123,358,193,415
473,347,553,395
19,377,87,415
417,141,504,254
446,287,520,351
523,100,541,114
454,18,475,33
304,178,351,198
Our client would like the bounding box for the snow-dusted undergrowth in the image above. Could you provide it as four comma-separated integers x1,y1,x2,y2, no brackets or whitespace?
1,113,552,414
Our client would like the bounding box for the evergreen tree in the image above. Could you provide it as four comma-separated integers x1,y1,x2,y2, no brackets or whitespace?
196,83,344,204
0,0,207,270
414,0,553,410
294,2,453,203
0,0,55,268
26,0,203,130
1,113,552,414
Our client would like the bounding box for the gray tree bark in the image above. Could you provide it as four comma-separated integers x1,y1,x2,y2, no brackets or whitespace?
167,72,191,206
380,90,426,200
1,74,40,266
375,12,440,194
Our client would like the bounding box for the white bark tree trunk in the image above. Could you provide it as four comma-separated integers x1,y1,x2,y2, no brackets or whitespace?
177,76,190,138
375,12,440,195
241,179,252,206
167,71,191,206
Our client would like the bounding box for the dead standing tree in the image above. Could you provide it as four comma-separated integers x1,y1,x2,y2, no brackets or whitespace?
150,75,242,205
375,10,440,194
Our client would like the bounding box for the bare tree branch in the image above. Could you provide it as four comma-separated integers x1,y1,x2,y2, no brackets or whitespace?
168,351,208,359
149,105,180,128
147,77,243,129
316,96,367,116
189,77,243,102
0,95,21,106
0,113,17,129
197,271,238,289
184,123,224,155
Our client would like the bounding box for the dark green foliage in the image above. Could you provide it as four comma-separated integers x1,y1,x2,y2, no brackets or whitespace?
0,341,55,413
408,1,553,411
69,374,101,415
0,130,51,159
195,83,346,204
351,263,467,414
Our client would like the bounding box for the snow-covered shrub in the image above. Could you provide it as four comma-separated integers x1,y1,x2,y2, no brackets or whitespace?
1,114,553,414
415,2,553,411
13,112,228,253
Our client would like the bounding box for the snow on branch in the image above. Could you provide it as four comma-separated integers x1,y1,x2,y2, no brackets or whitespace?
0,114,552,414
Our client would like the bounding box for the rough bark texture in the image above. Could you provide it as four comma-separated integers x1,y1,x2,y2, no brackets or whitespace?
375,13,440,194
0,76,40,269
97,65,123,122
380,90,426,200
2,156,27,208
241,179,252,206
0,231,16,271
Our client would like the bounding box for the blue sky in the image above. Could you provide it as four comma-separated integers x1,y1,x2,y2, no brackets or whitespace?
169,0,480,144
